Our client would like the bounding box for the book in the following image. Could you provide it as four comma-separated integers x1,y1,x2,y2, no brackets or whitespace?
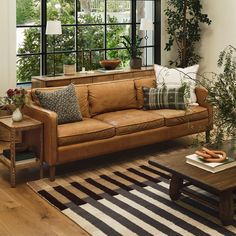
186,154,236,173
3,149,36,164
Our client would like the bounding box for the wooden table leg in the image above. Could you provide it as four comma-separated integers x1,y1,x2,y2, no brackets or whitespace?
10,129,16,188
39,126,43,179
169,174,183,200
10,167,16,188
219,190,234,226
49,166,56,181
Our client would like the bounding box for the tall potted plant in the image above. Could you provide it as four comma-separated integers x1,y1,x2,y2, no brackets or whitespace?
164,0,211,67
121,35,143,69
204,45,236,144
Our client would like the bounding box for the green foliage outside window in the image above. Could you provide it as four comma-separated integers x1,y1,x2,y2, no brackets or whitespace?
16,0,37,25
17,0,130,82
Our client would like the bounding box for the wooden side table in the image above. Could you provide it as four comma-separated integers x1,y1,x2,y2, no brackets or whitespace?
0,115,43,187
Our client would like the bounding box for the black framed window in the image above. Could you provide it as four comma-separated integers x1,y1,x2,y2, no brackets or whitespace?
16,0,160,83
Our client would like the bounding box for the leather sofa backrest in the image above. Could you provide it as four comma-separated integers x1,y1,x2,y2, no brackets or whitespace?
30,75,156,118
88,79,138,116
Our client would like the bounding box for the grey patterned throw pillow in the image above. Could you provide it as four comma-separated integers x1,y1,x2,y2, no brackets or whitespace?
35,84,83,124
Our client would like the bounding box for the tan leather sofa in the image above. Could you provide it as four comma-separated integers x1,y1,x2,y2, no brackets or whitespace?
24,76,213,180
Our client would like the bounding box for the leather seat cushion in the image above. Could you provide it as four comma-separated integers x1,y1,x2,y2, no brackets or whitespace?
94,109,164,136
134,76,156,108
147,105,208,126
57,118,115,146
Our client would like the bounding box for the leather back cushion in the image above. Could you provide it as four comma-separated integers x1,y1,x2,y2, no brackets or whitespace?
134,76,156,108
31,84,90,118
74,85,90,118
88,79,138,116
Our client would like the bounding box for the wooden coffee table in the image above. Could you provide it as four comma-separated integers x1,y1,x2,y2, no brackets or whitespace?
149,141,236,226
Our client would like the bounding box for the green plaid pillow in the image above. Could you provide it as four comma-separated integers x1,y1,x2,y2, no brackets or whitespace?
143,85,187,110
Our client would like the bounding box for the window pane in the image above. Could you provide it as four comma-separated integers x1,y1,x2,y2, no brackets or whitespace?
78,50,105,71
47,26,75,53
17,27,40,55
62,53,76,65
107,49,130,68
137,26,154,47
136,1,154,23
107,25,131,49
47,53,64,75
47,1,75,24
142,47,154,67
16,0,40,25
47,53,78,75
77,0,105,24
77,26,104,49
17,55,40,82
107,0,131,23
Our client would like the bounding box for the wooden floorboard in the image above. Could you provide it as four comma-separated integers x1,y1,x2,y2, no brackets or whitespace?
0,137,193,235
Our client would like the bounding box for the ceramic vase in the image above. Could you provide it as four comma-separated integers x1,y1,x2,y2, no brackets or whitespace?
12,107,23,122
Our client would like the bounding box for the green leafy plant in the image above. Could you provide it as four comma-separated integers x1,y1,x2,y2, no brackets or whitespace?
16,0,36,25
204,45,236,143
121,35,143,59
63,54,76,65
177,45,236,144
164,0,211,67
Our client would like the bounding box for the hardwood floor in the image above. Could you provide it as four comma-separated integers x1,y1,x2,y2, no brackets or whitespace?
0,142,87,236
0,137,193,236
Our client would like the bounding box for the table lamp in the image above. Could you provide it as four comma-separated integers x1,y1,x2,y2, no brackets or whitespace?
140,18,154,67
46,20,62,76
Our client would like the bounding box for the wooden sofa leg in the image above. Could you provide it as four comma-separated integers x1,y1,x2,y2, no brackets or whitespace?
49,166,56,181
205,130,210,143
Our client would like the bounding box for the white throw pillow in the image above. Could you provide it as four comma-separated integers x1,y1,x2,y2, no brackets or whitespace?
154,64,199,104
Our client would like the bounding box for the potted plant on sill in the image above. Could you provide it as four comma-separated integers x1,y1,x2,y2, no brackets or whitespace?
121,35,143,69
63,55,76,75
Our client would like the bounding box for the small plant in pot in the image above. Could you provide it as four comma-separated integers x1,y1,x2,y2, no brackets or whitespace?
121,35,143,69
63,55,76,75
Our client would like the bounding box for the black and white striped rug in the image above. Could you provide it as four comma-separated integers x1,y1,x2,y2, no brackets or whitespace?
28,163,236,236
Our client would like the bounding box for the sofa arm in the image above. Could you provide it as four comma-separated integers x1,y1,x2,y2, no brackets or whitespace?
195,86,213,129
23,104,58,166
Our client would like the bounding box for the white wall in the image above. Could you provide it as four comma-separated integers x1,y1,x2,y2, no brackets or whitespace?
200,0,236,74
161,0,236,74
0,0,16,96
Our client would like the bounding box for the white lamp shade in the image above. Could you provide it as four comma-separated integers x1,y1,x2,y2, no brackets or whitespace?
46,20,62,35
140,18,154,31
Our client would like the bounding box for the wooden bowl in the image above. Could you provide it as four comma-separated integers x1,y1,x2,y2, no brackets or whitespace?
99,59,121,70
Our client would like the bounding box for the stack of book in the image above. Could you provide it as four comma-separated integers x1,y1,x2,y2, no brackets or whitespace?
186,154,236,173
3,149,36,164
